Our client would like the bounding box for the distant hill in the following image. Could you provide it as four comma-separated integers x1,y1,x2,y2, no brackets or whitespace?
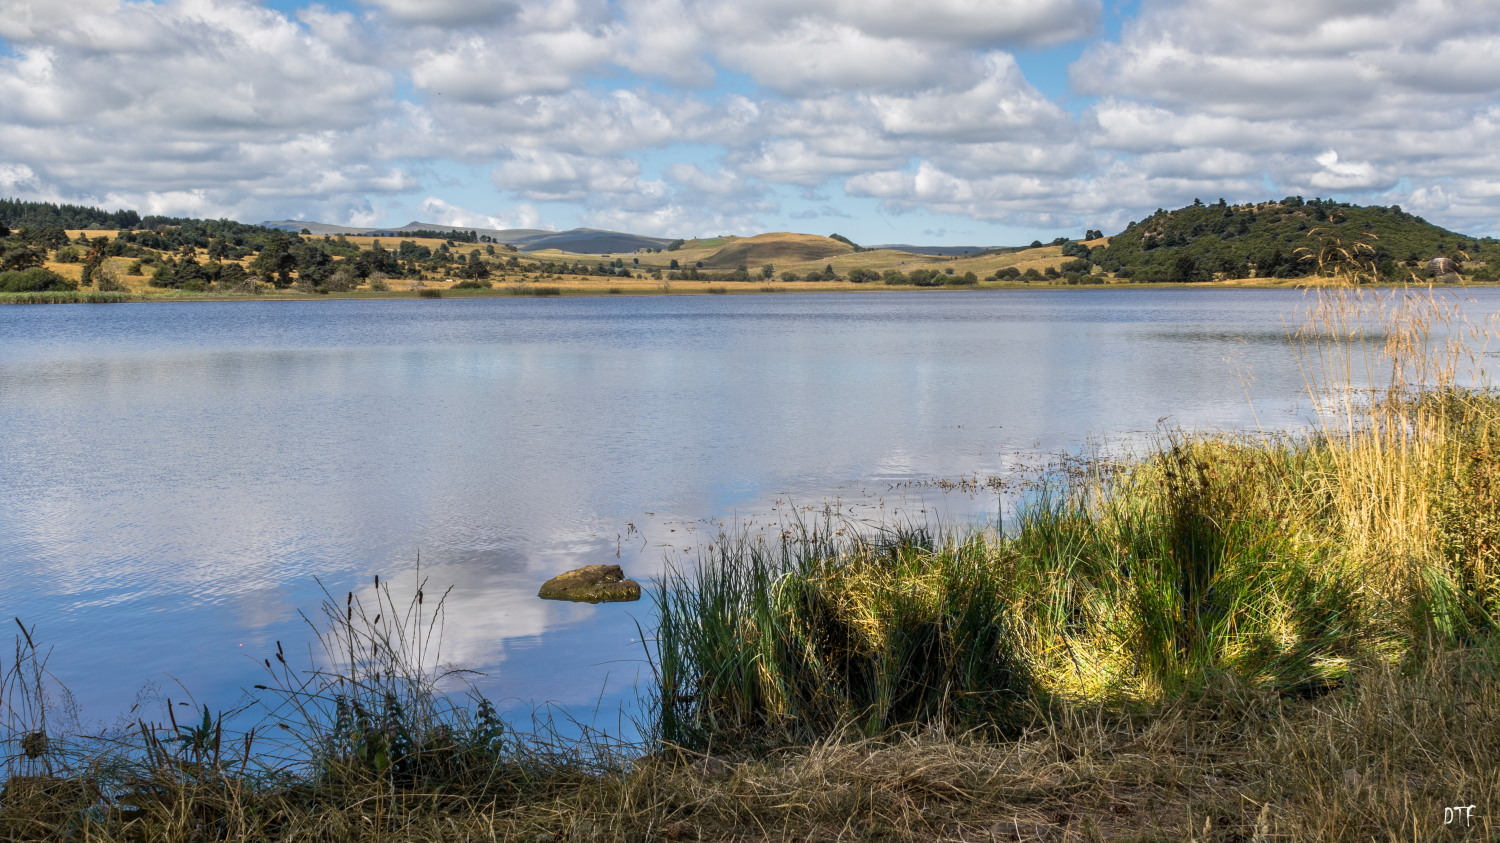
700,232,854,269
260,221,676,254
1090,198,1497,282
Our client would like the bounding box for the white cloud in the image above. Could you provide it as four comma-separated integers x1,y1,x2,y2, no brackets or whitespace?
0,0,119,41
1066,0,1500,234
663,163,743,196
611,0,716,87
417,197,514,230
866,53,1070,141
2,0,1499,239
492,150,662,203
0,162,41,194
583,202,765,239
0,0,419,219
1306,149,1390,191
716,21,966,95
632,0,1100,94
846,161,1090,226
408,28,614,101
355,0,518,25
806,0,1100,47
702,0,1099,54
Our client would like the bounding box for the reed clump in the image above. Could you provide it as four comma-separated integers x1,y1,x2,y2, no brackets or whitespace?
0,290,133,304
654,286,1500,759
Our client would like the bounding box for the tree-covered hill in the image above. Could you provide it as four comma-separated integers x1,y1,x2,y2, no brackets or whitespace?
1089,197,1499,283
0,198,143,230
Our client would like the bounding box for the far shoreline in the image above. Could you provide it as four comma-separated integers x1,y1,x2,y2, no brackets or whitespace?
6,277,1495,306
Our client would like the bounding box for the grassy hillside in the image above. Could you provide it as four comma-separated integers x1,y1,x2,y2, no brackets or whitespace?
1092,197,1499,282
700,232,854,269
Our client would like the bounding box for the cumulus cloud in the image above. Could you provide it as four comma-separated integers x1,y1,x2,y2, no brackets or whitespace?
407,28,614,101
1305,150,1391,191
492,150,663,204
583,202,767,239
0,0,119,41
0,0,419,220
702,0,1100,56
0,162,41,194
1069,0,1500,233
847,162,1082,224
2,0,1499,239
716,21,967,95
866,53,1070,141
417,198,514,230
355,0,519,25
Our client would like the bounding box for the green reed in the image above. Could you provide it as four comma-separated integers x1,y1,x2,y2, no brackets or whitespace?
0,291,133,304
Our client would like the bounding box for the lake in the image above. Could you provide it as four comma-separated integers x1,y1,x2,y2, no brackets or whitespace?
2,288,1491,737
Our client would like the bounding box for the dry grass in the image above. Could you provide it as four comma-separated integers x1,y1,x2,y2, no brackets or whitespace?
5,656,1499,840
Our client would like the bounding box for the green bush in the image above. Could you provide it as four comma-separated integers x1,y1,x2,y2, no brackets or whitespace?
0,267,75,293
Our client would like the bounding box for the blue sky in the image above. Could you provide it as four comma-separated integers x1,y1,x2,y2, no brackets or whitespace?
1,0,1497,244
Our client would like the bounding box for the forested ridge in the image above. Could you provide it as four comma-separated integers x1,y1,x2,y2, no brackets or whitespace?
1084,197,1500,282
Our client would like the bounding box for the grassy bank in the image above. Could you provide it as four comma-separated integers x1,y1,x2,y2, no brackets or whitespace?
0,290,134,304
5,286,1500,839
655,389,1500,752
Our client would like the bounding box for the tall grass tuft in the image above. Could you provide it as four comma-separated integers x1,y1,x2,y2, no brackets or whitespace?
654,517,1033,753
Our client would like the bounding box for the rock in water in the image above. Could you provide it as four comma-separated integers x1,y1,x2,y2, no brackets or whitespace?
538,564,642,603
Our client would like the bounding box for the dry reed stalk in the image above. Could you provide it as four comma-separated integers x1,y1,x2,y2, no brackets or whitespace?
1293,278,1495,603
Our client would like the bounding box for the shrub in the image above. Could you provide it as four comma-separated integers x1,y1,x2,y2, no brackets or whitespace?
322,267,360,292
0,267,75,293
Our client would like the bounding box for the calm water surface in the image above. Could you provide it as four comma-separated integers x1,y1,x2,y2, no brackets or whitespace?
3,289,1493,732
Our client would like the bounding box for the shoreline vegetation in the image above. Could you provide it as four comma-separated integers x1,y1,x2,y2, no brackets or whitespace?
2,196,1497,305
6,284,1500,837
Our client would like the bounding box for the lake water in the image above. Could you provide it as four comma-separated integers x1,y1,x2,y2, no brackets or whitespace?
3,288,1494,737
